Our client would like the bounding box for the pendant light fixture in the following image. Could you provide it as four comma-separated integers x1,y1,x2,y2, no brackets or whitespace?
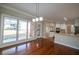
32,3,43,22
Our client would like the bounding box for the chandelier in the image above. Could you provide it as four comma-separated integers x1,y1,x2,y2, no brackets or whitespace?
32,3,43,22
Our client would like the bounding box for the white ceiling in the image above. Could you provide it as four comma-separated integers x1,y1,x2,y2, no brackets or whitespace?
1,3,79,23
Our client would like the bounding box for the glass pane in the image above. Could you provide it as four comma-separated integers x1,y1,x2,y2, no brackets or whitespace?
28,22,31,39
18,20,27,40
3,17,17,43
28,22,34,39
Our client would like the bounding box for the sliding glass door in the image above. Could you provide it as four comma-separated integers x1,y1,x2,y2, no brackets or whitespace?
2,15,34,45
3,17,17,43
18,20,27,40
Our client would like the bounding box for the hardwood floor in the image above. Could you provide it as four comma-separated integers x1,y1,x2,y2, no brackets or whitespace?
0,38,79,55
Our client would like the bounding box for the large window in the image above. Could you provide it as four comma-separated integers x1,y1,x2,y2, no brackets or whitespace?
2,15,33,44
3,17,17,43
18,20,27,40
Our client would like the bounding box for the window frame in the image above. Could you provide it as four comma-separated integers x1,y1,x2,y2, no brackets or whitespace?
0,13,37,48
